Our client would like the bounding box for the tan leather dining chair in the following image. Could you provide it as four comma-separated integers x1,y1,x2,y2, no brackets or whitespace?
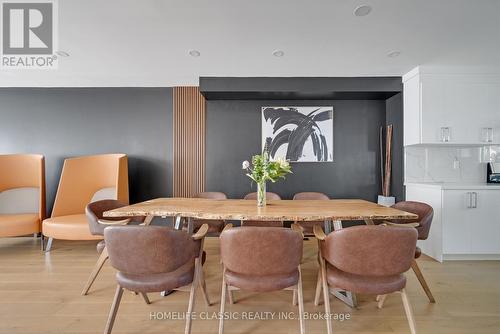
0,154,46,240
242,192,283,227
103,224,210,334
81,200,145,296
314,224,418,334
42,154,128,251
219,226,305,334
384,201,436,304
293,192,329,234
186,191,227,234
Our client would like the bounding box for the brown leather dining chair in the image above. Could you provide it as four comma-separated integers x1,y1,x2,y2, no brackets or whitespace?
386,201,436,304
293,192,329,234
314,224,418,334
185,191,227,234
219,226,305,334
103,224,210,334
81,199,145,296
242,192,283,227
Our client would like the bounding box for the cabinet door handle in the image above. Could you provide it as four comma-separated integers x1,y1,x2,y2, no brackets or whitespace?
473,192,478,208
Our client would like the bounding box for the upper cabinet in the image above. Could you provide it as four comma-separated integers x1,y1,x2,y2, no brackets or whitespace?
403,67,500,146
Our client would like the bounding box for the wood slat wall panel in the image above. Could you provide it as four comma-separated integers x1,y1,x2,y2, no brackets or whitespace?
173,87,206,197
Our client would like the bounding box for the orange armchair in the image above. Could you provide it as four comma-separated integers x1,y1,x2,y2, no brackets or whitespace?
0,154,46,239
42,154,128,251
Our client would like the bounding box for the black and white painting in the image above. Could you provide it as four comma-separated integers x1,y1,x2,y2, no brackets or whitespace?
262,106,334,162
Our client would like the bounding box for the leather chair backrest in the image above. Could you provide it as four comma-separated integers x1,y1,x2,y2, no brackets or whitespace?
85,199,144,236
196,192,227,200
323,225,417,277
391,201,433,240
293,192,329,200
104,226,196,275
220,227,302,276
51,154,128,218
244,192,281,200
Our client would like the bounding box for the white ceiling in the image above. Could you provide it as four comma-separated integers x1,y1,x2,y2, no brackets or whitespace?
1,0,500,87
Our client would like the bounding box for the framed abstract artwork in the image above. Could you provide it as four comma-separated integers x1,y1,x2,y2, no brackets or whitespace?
262,106,334,162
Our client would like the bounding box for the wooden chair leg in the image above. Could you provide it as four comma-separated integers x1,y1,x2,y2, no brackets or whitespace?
219,277,227,334
141,293,151,305
81,247,109,295
198,262,211,306
293,289,298,306
411,259,436,303
400,288,417,334
320,259,333,334
377,294,387,309
314,270,322,306
185,259,199,334
104,285,124,334
297,266,305,334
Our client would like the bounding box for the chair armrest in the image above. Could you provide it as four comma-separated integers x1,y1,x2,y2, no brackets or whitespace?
384,222,420,228
98,218,131,225
222,223,234,233
313,224,326,241
291,223,304,238
192,223,209,240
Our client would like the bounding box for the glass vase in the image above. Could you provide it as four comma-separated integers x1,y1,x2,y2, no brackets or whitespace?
257,181,266,207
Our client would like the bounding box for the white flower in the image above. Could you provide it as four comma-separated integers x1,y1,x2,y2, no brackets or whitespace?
276,157,289,168
242,160,250,169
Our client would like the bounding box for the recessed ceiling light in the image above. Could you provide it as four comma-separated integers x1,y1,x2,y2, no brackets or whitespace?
188,50,201,57
387,50,401,58
353,5,372,17
55,50,70,57
272,50,285,57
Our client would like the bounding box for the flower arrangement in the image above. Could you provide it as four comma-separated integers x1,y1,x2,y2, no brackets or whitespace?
242,151,292,206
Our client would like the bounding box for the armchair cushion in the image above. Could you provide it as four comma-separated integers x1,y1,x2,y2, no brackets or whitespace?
0,214,39,237
43,214,102,240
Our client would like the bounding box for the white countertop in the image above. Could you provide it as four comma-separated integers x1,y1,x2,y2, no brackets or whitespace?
405,182,500,190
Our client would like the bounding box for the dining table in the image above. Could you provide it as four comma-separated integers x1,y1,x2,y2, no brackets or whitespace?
104,197,418,307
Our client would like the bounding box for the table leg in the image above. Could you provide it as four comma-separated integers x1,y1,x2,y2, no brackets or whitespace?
187,217,194,234
324,220,332,234
163,215,183,297
330,219,358,308
365,219,374,225
174,215,182,230
143,215,154,226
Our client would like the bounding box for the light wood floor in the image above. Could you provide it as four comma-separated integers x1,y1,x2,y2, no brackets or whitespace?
1,236,499,334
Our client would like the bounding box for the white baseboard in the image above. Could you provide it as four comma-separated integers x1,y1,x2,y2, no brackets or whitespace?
443,254,500,261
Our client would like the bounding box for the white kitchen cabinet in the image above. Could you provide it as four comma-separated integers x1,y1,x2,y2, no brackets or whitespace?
403,67,500,146
406,183,500,261
470,191,500,254
442,190,471,254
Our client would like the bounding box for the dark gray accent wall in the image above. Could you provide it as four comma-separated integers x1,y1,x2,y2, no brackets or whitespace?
386,93,405,201
206,100,386,200
0,88,173,215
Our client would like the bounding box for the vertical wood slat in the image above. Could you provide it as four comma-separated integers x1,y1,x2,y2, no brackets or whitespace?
173,87,206,197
